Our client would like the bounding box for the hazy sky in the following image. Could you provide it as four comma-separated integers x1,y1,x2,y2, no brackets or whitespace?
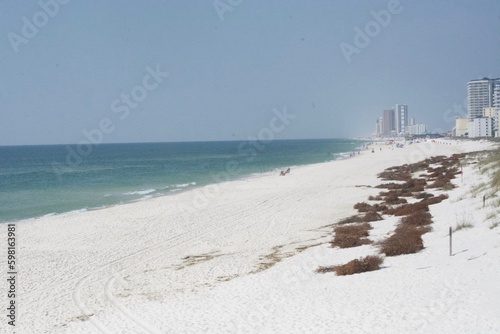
1,0,499,145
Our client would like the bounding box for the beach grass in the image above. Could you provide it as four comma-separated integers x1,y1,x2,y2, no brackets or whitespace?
489,221,500,229
453,222,474,232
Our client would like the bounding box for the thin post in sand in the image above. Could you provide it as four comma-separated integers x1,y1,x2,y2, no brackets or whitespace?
449,226,453,256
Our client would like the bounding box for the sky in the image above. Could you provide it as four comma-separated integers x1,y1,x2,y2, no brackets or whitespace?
0,0,499,145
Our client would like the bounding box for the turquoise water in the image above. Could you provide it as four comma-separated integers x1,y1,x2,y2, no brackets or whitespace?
0,139,365,222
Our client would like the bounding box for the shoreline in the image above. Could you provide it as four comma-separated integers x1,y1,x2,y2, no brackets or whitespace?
2,143,367,225
1,139,497,333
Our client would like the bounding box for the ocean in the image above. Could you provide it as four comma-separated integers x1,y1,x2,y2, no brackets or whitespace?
0,139,365,222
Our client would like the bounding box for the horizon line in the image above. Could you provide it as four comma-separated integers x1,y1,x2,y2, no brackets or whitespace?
0,137,370,148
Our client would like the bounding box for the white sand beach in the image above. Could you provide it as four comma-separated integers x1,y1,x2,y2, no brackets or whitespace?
2,139,499,334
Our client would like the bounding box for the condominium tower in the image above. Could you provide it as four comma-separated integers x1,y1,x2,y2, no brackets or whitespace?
395,104,408,134
467,78,500,119
382,109,395,136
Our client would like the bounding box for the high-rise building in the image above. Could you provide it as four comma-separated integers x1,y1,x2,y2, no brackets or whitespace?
382,109,395,136
494,84,500,109
375,117,383,137
467,78,500,120
394,104,408,134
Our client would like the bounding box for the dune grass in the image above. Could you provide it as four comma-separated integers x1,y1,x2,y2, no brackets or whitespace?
478,148,500,195
453,222,474,232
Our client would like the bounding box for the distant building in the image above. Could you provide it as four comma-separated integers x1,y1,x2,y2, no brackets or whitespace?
375,117,384,138
467,78,500,120
468,117,493,138
374,104,422,138
394,104,408,134
455,117,468,137
494,84,500,109
382,109,395,136
408,123,426,135
483,107,499,137
466,78,500,138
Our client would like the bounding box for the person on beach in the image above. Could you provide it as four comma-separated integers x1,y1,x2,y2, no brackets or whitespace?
279,168,291,176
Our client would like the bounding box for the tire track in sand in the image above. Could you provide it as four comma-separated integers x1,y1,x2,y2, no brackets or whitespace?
26,192,293,332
